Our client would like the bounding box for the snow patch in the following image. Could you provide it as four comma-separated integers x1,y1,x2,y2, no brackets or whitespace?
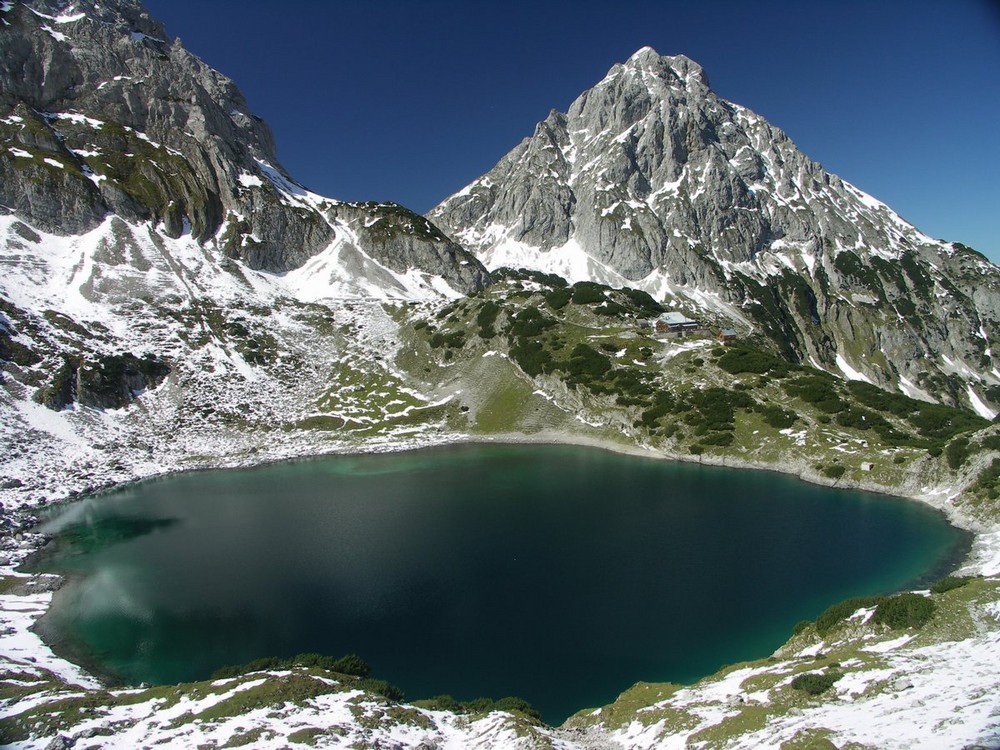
41,23,70,41
237,172,264,188
780,427,807,447
836,353,874,383
966,385,997,420
863,634,915,654
130,31,165,43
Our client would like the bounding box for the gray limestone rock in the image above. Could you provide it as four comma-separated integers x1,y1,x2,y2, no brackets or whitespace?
0,0,490,296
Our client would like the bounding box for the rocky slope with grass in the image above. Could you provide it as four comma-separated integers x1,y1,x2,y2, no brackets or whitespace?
2,2,1000,748
3,272,1000,749
430,47,1000,418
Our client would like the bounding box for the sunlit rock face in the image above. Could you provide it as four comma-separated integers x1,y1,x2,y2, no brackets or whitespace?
431,47,1000,415
0,0,490,295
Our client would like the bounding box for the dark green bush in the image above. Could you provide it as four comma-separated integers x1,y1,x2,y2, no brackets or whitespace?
510,340,554,377
544,287,572,310
326,653,371,676
758,405,798,429
434,306,453,321
815,596,887,635
476,301,501,339
564,343,611,384
784,376,845,413
494,267,568,288
908,402,988,440
846,381,916,416
790,671,841,695
872,593,935,629
836,406,883,431
980,434,1000,451
620,287,665,317
930,575,975,594
357,677,404,702
699,431,735,446
639,392,676,428
571,281,607,305
212,658,283,679
492,696,543,721
717,347,791,376
491,267,567,288
609,368,654,399
972,458,1000,498
507,306,557,338
211,652,371,680
429,331,465,349
421,694,462,712
459,696,542,721
593,300,628,317
945,437,971,470
684,387,755,431
820,464,846,479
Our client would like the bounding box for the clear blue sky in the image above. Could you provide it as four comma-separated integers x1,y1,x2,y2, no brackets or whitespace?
143,0,1000,261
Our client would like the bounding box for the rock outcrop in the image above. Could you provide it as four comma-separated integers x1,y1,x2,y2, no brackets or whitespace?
0,0,490,296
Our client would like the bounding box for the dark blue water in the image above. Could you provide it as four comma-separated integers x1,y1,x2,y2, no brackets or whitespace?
30,444,967,724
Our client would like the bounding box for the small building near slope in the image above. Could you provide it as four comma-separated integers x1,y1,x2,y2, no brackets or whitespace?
718,328,738,344
655,312,702,336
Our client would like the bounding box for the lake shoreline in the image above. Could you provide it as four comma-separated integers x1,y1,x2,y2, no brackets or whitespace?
1,424,997,711
18,440,972,725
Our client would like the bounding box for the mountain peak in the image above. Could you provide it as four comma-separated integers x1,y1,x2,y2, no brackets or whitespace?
429,50,1000,415
620,47,709,88
626,46,660,64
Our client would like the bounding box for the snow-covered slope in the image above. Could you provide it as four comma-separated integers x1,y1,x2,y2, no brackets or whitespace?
431,47,1000,416
0,209,470,512
0,0,494,514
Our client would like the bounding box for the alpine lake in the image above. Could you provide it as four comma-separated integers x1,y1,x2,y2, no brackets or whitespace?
27,443,968,724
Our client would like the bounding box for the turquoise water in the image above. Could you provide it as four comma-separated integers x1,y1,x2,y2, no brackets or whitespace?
30,444,968,724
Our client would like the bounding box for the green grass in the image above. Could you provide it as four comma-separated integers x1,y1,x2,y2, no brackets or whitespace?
472,377,540,433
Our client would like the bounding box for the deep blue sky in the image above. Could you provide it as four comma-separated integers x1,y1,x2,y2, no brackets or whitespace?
143,0,1000,261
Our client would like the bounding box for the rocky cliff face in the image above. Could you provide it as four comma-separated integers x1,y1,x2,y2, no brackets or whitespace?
430,47,1000,415
0,0,490,296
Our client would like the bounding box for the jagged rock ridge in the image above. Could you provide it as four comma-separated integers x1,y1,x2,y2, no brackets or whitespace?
0,0,490,298
430,47,1000,415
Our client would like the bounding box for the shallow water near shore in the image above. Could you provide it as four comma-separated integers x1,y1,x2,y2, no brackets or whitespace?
28,443,968,724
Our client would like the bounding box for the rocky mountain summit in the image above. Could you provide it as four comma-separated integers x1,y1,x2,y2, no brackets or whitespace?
0,0,489,296
431,47,1000,416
